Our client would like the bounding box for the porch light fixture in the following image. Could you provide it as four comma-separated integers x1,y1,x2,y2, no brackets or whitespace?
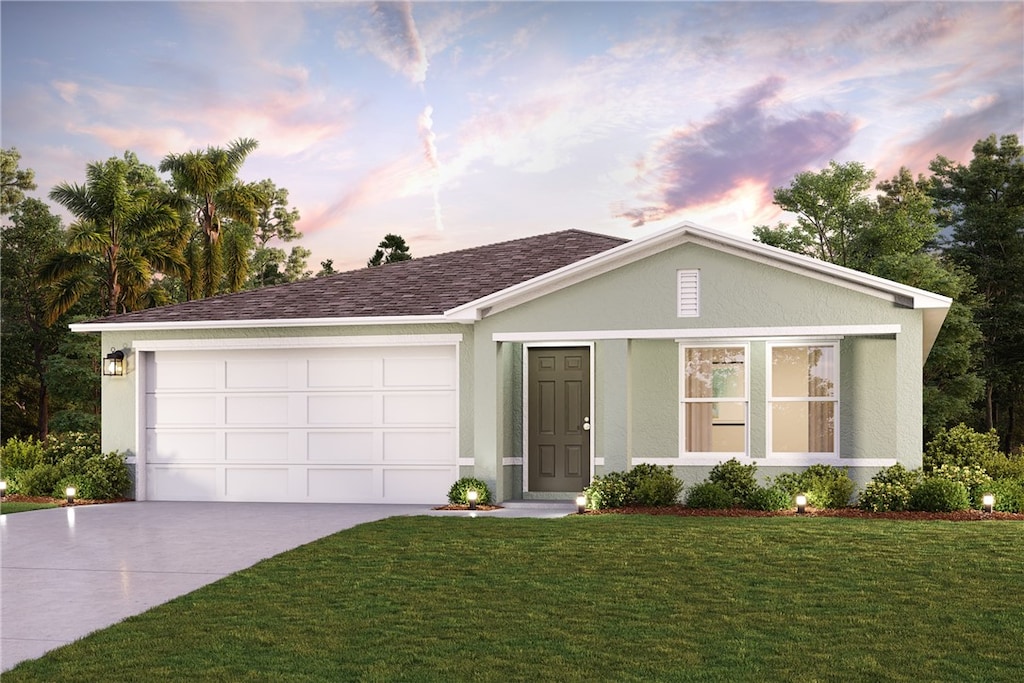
576,495,587,515
467,490,478,510
103,348,125,376
0,480,6,498
982,493,995,514
795,494,807,515
65,486,76,506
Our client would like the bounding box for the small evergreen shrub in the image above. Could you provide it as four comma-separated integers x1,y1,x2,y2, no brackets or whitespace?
980,449,1024,481
909,478,970,512
986,478,1024,513
686,482,735,509
447,477,492,505
924,424,1002,472
584,472,629,510
774,464,855,509
56,452,132,500
18,463,60,497
859,464,922,512
0,436,45,474
43,431,102,465
931,464,992,507
708,459,759,506
623,464,683,506
745,485,791,511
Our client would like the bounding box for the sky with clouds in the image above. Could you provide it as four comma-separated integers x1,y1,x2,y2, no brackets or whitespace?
2,1,1021,271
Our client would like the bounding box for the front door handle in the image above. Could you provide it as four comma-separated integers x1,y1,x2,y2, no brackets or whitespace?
583,417,591,431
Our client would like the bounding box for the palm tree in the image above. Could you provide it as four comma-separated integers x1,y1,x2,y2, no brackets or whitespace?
159,138,264,298
41,155,181,322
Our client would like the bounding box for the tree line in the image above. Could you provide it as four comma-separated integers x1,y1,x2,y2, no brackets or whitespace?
754,133,1023,451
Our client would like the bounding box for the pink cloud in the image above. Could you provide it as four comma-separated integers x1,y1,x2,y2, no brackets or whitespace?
367,1,428,85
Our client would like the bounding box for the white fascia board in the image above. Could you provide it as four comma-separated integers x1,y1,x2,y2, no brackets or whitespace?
493,324,901,343
130,334,463,351
445,220,952,321
69,314,456,333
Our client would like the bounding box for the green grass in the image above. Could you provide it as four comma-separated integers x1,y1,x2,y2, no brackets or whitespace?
6,516,1024,682
0,501,58,514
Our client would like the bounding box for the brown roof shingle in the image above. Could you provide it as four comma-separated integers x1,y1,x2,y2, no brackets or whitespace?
89,229,628,324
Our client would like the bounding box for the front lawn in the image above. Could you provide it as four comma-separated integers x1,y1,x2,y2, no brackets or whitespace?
6,516,1023,682
0,501,58,514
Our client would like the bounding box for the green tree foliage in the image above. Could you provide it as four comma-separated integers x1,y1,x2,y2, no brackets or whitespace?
1,147,37,212
367,233,412,267
316,259,336,277
755,161,985,438
247,180,308,287
160,138,264,298
931,134,1024,449
42,153,181,320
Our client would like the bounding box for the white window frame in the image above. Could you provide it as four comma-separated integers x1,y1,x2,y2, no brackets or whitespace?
679,343,749,459
766,340,840,460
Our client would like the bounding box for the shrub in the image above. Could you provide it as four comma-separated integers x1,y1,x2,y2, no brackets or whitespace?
745,485,791,511
708,459,758,506
924,424,1002,472
18,463,61,497
980,449,1024,481
1,436,46,475
986,478,1024,513
931,464,992,507
858,464,922,512
59,452,133,500
686,482,735,509
43,431,102,465
447,477,492,505
909,478,970,512
623,464,683,506
773,464,855,509
584,472,629,510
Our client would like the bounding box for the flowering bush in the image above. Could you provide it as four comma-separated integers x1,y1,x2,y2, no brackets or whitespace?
931,464,992,507
859,464,922,512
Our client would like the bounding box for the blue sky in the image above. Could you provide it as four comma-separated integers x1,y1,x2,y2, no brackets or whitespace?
3,1,1022,271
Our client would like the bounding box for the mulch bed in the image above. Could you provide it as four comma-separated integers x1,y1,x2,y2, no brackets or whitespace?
587,505,1024,521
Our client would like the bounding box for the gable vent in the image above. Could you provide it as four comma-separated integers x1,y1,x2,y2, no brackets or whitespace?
677,269,700,317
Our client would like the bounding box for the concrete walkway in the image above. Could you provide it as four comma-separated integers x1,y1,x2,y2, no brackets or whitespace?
1,500,575,671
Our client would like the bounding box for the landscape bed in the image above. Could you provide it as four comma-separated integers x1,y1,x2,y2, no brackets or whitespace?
5,514,1023,682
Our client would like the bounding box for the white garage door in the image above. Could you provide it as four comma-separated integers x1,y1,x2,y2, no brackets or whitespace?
142,344,458,503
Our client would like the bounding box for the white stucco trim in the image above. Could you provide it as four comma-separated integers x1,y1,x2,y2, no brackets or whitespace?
130,334,463,351
70,315,456,333
635,456,899,467
494,324,900,343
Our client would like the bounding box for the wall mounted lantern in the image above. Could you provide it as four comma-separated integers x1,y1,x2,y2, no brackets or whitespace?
103,348,125,376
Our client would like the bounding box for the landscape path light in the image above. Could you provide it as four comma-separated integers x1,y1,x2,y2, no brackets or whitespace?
0,480,6,498
576,494,587,515
467,489,478,510
982,493,995,514
65,486,76,506
795,494,807,515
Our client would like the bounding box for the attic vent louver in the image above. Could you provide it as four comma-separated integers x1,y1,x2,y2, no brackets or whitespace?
677,269,699,317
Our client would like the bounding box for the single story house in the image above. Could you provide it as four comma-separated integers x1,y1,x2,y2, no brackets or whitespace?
72,222,951,504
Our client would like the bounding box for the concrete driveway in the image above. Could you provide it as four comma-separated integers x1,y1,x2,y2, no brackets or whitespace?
1,499,574,671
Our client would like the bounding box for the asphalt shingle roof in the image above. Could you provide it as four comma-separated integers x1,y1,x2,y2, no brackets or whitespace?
90,229,629,324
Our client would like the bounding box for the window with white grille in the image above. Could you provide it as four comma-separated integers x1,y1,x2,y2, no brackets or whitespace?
677,269,699,317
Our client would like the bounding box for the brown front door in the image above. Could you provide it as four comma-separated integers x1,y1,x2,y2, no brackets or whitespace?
528,347,591,492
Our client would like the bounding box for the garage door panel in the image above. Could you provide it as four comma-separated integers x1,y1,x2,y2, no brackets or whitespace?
225,432,289,461
384,468,451,503
225,396,289,425
148,431,218,462
225,360,289,389
383,394,454,425
149,466,219,500
308,432,375,461
225,468,289,500
307,468,376,501
307,359,375,388
149,395,218,426
383,432,454,463
384,357,455,388
307,395,374,425
145,344,458,503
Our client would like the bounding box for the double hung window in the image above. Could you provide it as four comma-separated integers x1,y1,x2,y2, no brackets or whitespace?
681,346,747,454
768,344,838,455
